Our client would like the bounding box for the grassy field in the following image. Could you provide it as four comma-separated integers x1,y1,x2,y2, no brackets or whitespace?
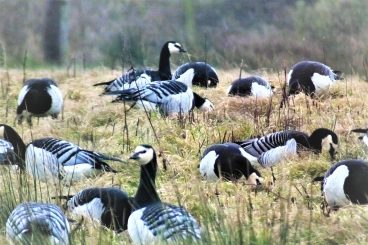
0,67,368,244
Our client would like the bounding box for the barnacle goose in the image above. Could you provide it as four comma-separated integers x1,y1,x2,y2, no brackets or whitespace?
17,78,63,125
6,202,70,244
26,137,121,182
228,75,274,98
234,128,338,167
127,144,201,244
0,125,120,182
287,60,342,96
173,61,219,87
351,128,368,148
199,143,263,186
106,69,214,116
315,160,368,210
66,187,132,232
94,41,186,93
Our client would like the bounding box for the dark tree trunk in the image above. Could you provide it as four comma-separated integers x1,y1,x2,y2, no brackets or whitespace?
43,0,66,64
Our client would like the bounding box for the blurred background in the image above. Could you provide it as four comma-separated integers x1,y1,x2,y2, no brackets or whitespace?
0,0,367,74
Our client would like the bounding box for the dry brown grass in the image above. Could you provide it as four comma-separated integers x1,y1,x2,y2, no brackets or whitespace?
1,67,368,244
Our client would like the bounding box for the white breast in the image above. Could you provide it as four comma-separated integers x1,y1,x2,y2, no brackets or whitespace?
251,82,273,99
324,165,350,207
311,73,334,95
128,208,155,245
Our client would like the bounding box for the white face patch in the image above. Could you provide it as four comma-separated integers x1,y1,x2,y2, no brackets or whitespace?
132,146,154,165
247,172,263,187
321,135,335,152
199,99,214,112
199,150,219,182
168,43,182,54
324,165,350,207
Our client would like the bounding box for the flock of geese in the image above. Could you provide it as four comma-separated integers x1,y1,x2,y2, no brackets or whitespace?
1,40,368,244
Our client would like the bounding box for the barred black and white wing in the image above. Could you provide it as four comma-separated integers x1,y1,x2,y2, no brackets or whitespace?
94,68,155,93
6,202,70,245
236,131,297,167
128,203,201,244
26,138,120,182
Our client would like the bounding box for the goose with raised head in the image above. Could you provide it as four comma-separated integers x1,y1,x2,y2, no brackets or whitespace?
127,144,201,244
94,41,186,93
106,69,214,116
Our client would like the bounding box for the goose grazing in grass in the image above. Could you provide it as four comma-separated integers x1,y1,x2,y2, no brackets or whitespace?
6,202,70,245
287,60,342,97
127,144,201,244
94,41,186,93
351,128,368,147
66,187,132,232
0,124,120,182
314,159,368,210
17,78,63,125
199,143,263,186
228,75,273,99
106,69,214,116
173,61,219,87
234,128,338,168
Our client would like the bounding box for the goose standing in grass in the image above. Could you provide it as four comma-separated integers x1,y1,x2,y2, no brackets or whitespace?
173,61,219,87
287,60,342,96
234,128,338,168
351,128,368,147
6,202,70,245
66,187,132,232
17,78,63,125
315,159,368,210
228,75,273,99
127,144,201,244
199,143,263,185
94,41,186,93
106,69,214,116
0,124,120,182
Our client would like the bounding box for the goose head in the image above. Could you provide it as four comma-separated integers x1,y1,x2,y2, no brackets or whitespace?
308,128,338,160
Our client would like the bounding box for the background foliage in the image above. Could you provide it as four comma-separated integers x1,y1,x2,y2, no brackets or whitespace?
1,0,368,73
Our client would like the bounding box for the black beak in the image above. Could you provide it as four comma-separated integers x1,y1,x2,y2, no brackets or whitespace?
180,48,187,53
129,153,139,160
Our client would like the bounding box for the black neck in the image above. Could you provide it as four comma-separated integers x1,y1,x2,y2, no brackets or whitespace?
134,154,161,207
193,92,206,109
1,125,26,169
158,44,171,79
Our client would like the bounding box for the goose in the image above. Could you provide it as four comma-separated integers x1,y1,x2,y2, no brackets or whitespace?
106,69,214,116
228,75,273,99
94,41,186,93
315,159,368,210
234,128,338,168
287,60,342,96
0,124,120,182
17,78,63,125
351,128,368,147
0,124,26,166
66,187,131,232
199,143,263,185
127,144,201,244
6,202,70,245
173,61,219,87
